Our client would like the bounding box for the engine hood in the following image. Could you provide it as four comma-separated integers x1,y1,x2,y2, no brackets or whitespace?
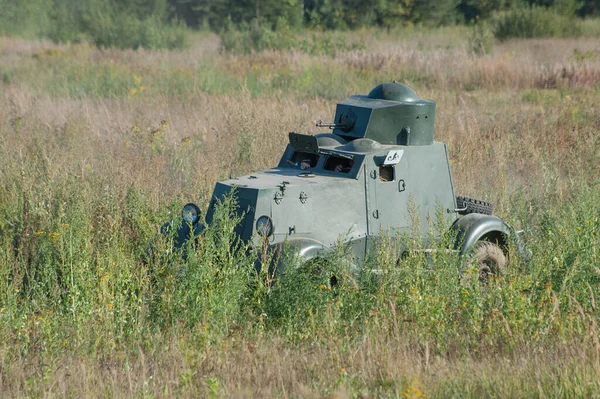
220,168,343,190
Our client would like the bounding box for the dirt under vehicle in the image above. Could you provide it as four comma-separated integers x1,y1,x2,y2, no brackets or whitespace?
166,82,524,280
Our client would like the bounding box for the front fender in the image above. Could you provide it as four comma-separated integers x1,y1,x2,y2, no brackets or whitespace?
256,238,332,275
451,213,511,255
275,237,332,261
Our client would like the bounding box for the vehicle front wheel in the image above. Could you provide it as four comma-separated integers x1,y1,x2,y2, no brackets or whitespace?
298,256,340,289
473,241,507,282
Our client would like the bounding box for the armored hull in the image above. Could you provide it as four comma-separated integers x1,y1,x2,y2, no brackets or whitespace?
163,82,524,279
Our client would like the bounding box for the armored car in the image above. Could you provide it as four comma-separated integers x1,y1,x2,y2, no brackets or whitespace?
169,82,522,280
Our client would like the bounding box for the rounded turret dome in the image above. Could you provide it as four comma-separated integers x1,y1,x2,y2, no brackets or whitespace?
367,82,419,102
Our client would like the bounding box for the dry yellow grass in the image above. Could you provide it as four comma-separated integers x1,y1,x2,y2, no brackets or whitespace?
1,29,600,397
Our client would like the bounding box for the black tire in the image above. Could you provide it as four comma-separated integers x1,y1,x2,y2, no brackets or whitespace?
473,241,507,283
456,196,494,215
299,257,340,288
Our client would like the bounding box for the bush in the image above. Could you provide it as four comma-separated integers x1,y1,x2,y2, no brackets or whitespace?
0,0,189,49
0,0,52,38
492,6,583,40
469,20,495,55
89,14,188,50
46,5,187,50
219,17,364,55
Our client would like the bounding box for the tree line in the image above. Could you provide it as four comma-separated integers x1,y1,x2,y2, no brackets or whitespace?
173,0,599,30
0,0,598,49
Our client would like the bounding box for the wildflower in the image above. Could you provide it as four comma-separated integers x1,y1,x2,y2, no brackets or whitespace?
50,232,60,240
34,231,45,236
402,384,424,398
150,125,165,141
129,87,138,96
107,303,113,309
61,223,69,229
133,75,142,85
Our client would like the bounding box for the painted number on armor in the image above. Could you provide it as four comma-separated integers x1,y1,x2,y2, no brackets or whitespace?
384,149,404,165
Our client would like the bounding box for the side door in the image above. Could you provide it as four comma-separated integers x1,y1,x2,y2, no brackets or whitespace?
366,149,410,236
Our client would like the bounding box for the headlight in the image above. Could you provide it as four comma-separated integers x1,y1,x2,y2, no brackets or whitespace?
182,203,201,225
256,215,274,237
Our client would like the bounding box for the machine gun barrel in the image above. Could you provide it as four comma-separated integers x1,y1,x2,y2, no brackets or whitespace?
316,120,345,129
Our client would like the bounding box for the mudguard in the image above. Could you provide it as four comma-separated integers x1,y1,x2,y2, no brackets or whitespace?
256,237,332,275
451,213,512,255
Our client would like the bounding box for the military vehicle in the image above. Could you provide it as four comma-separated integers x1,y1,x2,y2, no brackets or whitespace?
166,82,523,281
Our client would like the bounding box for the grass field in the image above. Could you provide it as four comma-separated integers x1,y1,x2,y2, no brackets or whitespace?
1,28,600,397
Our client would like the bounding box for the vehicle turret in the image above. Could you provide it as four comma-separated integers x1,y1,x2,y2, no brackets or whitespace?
327,81,436,146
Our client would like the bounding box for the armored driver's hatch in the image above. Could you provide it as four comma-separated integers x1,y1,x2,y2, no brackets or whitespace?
331,82,436,146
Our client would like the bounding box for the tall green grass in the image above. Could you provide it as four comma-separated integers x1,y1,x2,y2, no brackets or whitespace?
1,32,600,396
1,129,599,396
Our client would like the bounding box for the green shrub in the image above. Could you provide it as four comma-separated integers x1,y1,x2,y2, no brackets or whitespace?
492,6,583,40
578,18,600,37
0,0,52,38
46,11,187,49
0,0,188,49
469,20,495,55
219,18,364,55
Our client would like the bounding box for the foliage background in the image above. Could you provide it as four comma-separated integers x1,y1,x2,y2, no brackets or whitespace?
1,0,600,50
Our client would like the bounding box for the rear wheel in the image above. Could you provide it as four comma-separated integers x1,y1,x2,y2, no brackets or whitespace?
473,241,507,282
